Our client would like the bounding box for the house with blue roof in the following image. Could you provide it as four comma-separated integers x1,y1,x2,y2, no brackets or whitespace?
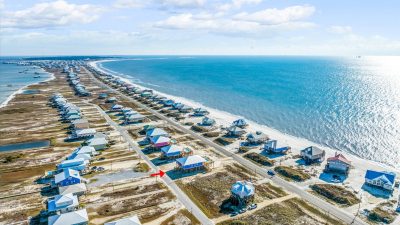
54,169,82,187
364,170,396,191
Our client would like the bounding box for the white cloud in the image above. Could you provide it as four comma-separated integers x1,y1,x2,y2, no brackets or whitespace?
234,5,315,25
1,0,104,29
218,0,262,11
113,0,144,8
0,0,5,10
113,0,206,9
327,25,353,34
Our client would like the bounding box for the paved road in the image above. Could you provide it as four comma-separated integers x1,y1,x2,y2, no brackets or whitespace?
85,67,367,225
90,102,214,225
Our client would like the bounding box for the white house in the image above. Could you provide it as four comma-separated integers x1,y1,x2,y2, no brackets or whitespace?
104,215,142,225
48,208,88,225
47,193,79,213
364,170,396,191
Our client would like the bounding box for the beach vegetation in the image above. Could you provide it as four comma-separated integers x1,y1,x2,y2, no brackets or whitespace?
244,152,275,166
133,162,150,172
274,166,311,182
368,201,398,224
310,184,360,206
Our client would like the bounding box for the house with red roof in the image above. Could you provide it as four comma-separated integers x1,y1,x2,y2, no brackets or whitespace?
324,152,351,174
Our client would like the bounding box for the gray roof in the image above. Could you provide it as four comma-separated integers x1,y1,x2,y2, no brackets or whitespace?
48,209,88,225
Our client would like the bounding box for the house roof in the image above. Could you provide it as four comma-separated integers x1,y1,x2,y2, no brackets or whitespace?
76,146,96,155
247,131,268,141
72,119,88,125
233,119,247,127
58,183,87,195
48,209,88,225
327,153,351,165
70,153,91,161
112,104,123,109
88,137,108,146
48,193,78,212
146,128,168,137
365,170,396,185
302,146,325,156
176,155,206,166
54,169,81,184
151,136,170,144
75,128,96,136
104,215,142,225
231,181,255,198
202,117,215,125
161,145,183,154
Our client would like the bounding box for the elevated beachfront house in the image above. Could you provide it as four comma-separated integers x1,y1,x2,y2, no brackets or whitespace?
175,155,206,171
230,181,255,206
162,99,175,107
179,105,193,113
72,146,97,156
73,128,96,139
87,137,108,150
146,128,169,139
300,146,326,164
125,114,146,124
140,90,153,98
68,153,91,161
110,104,123,112
104,215,142,225
124,109,138,118
72,119,89,130
161,145,192,159
48,208,88,225
226,126,246,137
263,140,290,154
172,102,184,110
200,117,216,126
122,107,133,114
246,131,268,144
325,152,351,174
57,158,89,172
58,183,87,196
364,170,396,191
142,125,155,133
66,114,81,121
150,135,171,148
232,119,248,128
106,97,117,103
193,108,209,116
98,93,108,99
54,169,82,187
47,193,79,213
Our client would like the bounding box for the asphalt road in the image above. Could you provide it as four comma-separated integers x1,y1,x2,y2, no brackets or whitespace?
86,67,367,225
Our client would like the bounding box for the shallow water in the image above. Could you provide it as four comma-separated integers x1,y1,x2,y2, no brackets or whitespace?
101,56,400,167
0,140,50,152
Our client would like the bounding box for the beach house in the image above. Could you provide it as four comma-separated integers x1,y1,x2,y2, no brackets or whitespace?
125,114,146,124
67,146,96,160
110,104,123,112
74,128,96,139
232,119,248,128
162,99,174,107
57,158,88,172
176,155,206,171
193,108,209,116
325,153,351,174
98,93,108,99
146,128,169,138
48,208,88,225
72,119,89,130
58,183,87,196
87,137,108,150
226,126,246,137
364,170,396,191
300,146,326,164
150,136,171,148
161,145,191,158
263,140,290,154
47,193,79,213
172,102,184,110
179,105,193,113
246,131,268,144
106,97,117,103
200,117,216,126
54,169,82,187
104,215,142,225
230,181,255,206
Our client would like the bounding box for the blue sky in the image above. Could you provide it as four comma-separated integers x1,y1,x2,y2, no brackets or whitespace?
1,0,399,56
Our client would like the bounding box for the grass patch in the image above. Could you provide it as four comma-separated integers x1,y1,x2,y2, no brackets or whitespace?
274,166,311,182
368,201,398,224
311,184,360,206
133,162,151,172
244,152,275,166
160,209,201,225
215,137,236,146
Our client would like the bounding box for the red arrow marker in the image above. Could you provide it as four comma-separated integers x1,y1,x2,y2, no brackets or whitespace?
150,170,165,177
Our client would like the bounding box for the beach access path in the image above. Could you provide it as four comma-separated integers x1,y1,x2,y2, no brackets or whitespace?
87,100,214,225
84,66,368,225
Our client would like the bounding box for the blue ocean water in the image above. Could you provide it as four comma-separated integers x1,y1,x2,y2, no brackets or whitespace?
101,56,400,167
0,63,52,105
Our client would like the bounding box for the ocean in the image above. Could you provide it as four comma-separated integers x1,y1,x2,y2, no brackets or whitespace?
0,63,52,107
99,56,400,167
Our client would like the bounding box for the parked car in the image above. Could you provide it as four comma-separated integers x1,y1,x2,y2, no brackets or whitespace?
239,208,247,214
267,170,275,176
248,203,257,210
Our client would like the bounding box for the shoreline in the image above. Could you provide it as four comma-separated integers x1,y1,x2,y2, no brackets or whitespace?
89,59,399,176
0,67,55,109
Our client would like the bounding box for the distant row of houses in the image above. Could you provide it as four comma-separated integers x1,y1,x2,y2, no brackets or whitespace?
66,68,90,97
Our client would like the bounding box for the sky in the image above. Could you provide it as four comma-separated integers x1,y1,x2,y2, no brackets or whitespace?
0,0,400,56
